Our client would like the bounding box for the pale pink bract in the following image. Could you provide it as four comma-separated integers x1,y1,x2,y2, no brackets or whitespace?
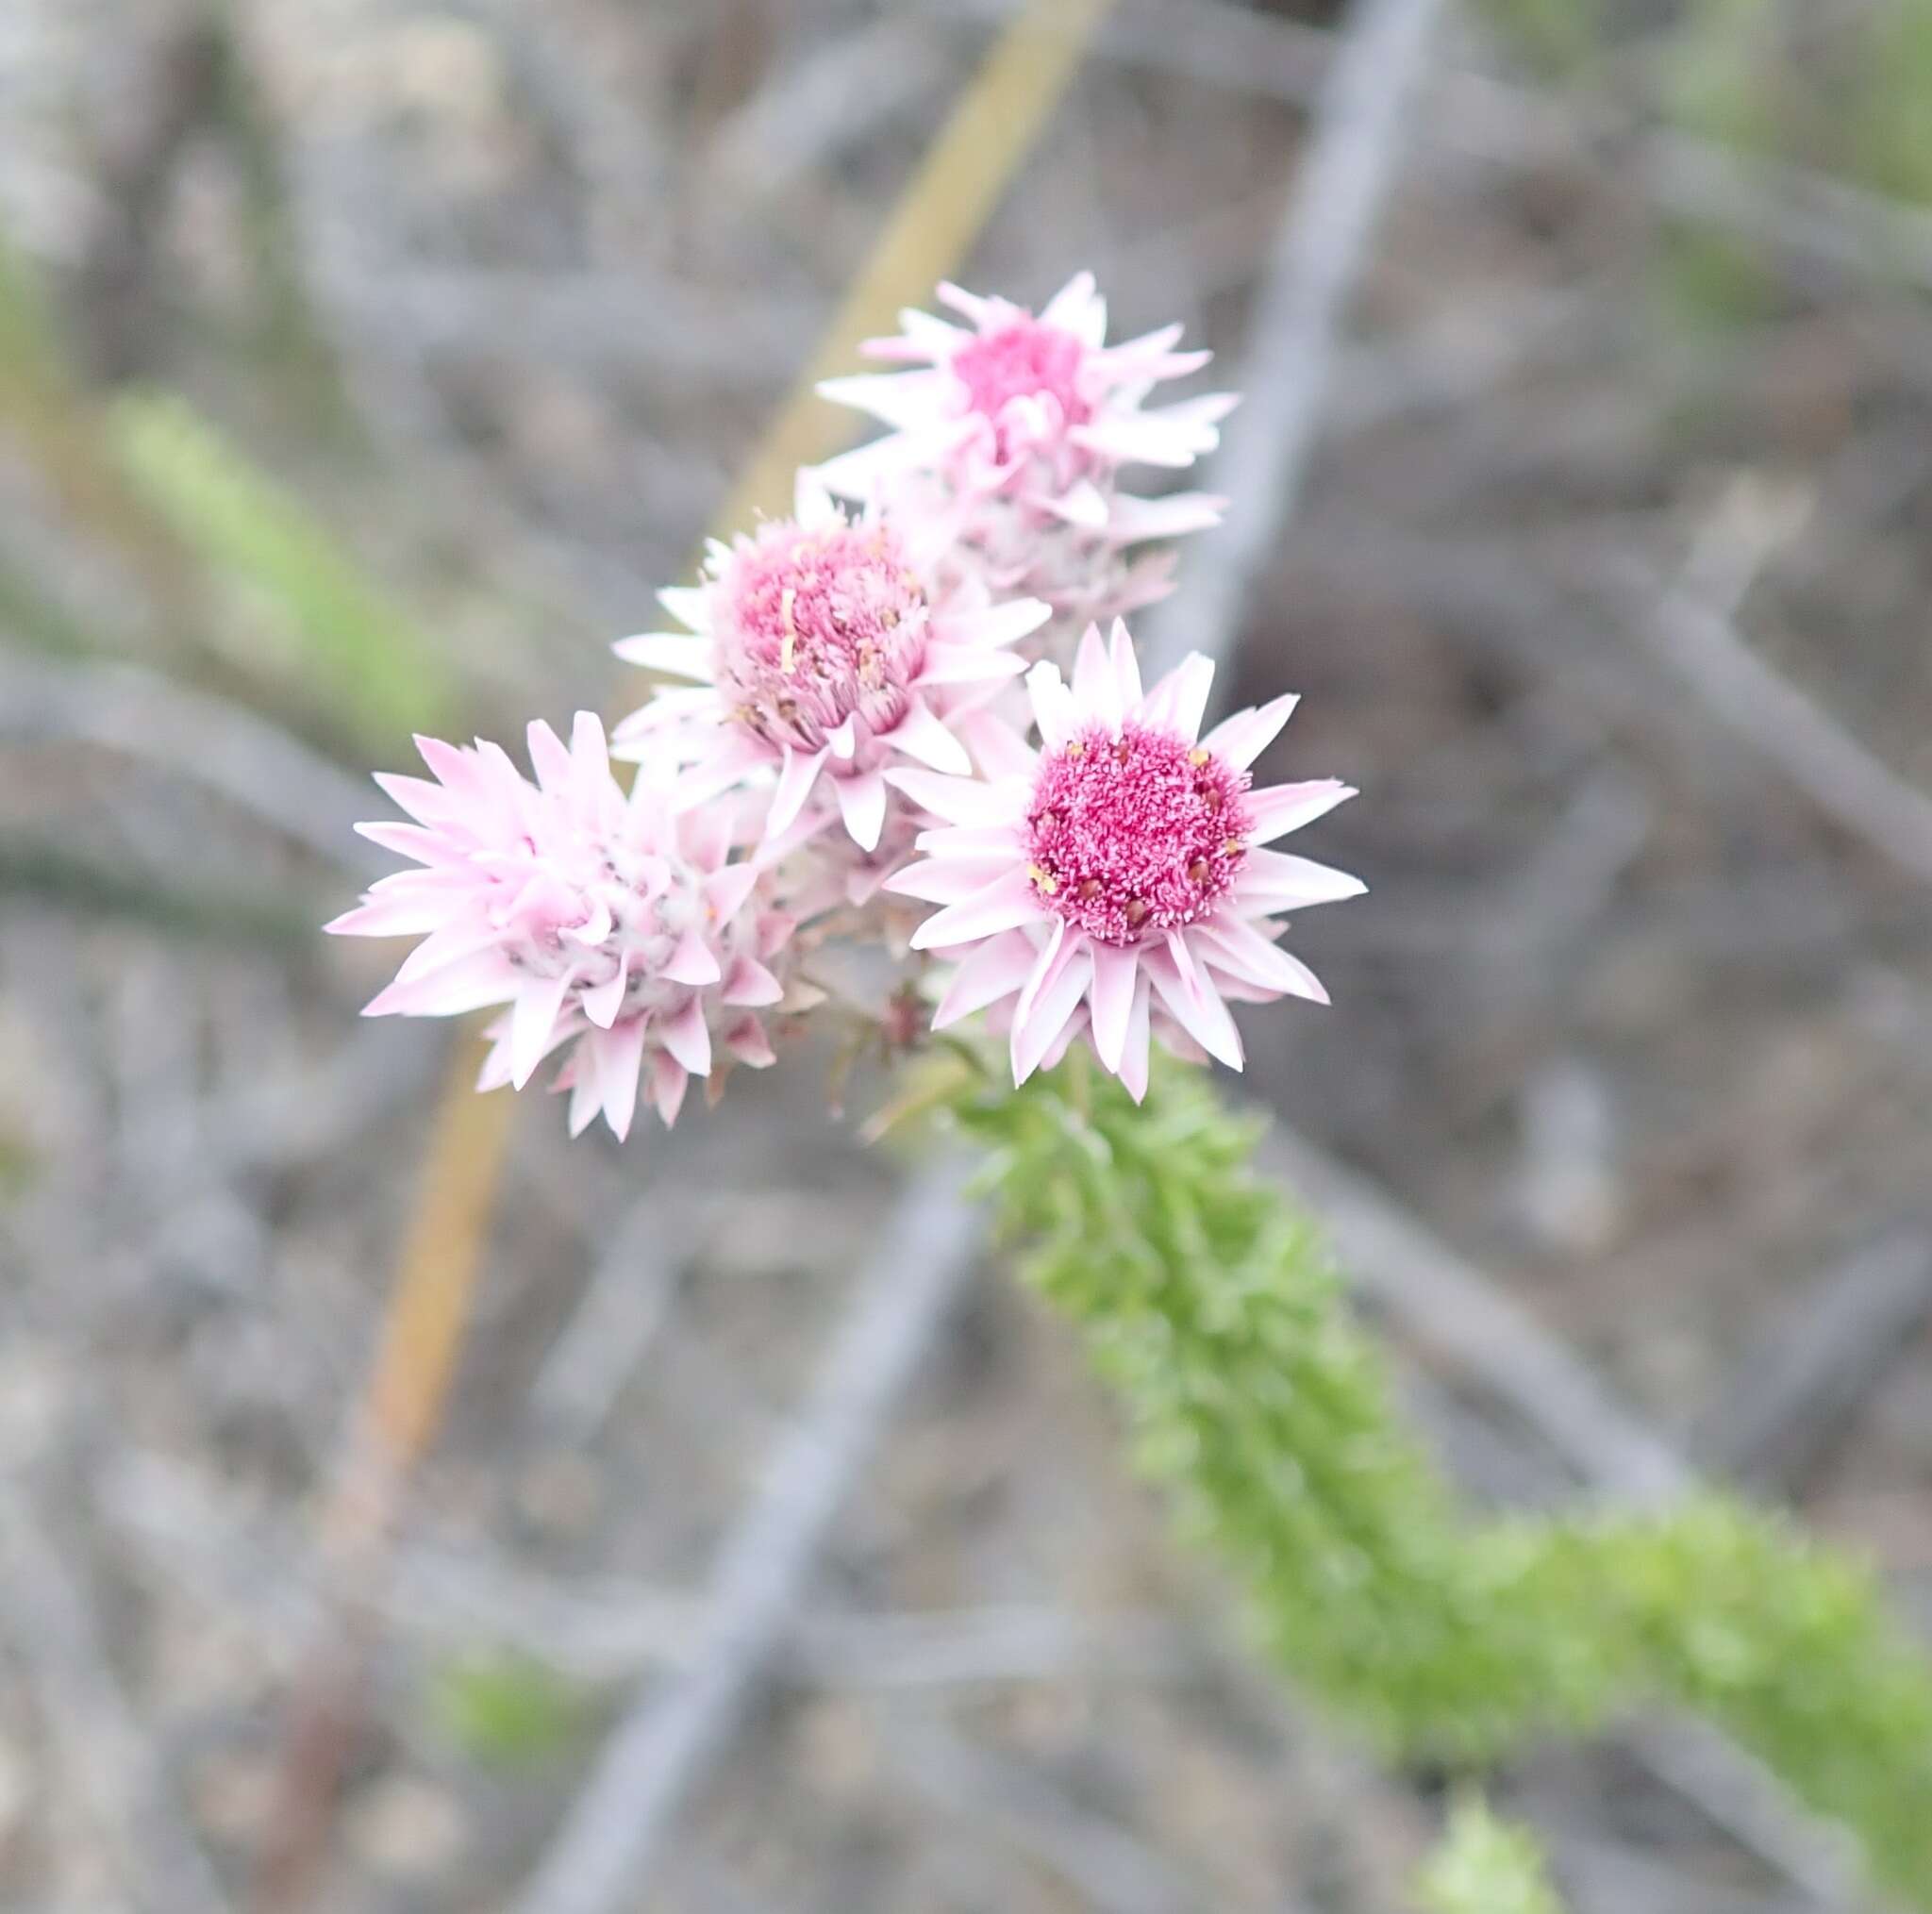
325,713,795,1140
884,623,1363,1097
812,274,1234,653
611,472,1048,857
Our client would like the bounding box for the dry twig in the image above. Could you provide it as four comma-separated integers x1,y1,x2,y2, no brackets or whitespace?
0,1475,233,1914
512,1165,984,1914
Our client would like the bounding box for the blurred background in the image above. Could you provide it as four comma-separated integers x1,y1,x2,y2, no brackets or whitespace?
6,0,1932,1908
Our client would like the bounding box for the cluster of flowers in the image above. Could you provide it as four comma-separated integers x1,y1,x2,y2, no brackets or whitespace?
331,274,1364,1140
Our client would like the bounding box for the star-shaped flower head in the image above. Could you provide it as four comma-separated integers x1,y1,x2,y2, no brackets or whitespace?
612,472,1048,857
813,275,1235,653
326,713,797,1140
886,623,1363,1096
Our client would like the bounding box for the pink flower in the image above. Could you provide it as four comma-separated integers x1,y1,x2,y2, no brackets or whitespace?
325,713,796,1140
884,624,1362,1097
812,275,1234,648
611,473,1048,856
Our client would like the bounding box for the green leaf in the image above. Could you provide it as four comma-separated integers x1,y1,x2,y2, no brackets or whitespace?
950,1057,1932,1906
108,391,454,750
1415,1794,1565,1914
428,1649,589,1771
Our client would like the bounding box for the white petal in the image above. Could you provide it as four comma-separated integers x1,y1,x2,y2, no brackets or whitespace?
908,869,1044,951
957,710,1039,783
1087,941,1138,1074
1107,491,1225,543
936,280,996,325
392,919,500,985
1193,917,1328,1002
1072,624,1122,732
597,1018,648,1140
932,930,1040,1028
834,771,888,851
1026,662,1077,749
525,719,572,794
568,1053,601,1138
911,824,1020,858
915,641,1029,688
1201,692,1300,771
1245,779,1356,844
810,433,924,502
768,747,829,835
1068,410,1213,469
571,710,610,788
325,890,450,939
825,715,858,761
885,856,1011,904
679,799,733,874
663,929,722,987
1119,976,1153,1104
722,956,783,1007
362,949,517,1018
1013,917,1069,1030
1142,652,1216,741
968,596,1053,651
509,970,575,1089
651,1052,690,1126
705,863,760,923
1230,849,1367,910
885,767,1024,826
371,772,458,827
582,957,630,1029
814,369,949,429
610,686,717,746
658,585,711,631
725,1016,777,1068
1107,620,1142,708
1041,269,1100,336
791,466,839,526
1012,943,1092,1085
884,307,966,358
882,701,971,774
658,997,712,1076
1145,943,1242,1071
1046,479,1108,529
1104,320,1185,363
614,632,712,678
558,896,611,955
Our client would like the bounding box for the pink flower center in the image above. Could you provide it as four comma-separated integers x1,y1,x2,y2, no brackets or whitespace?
952,320,1091,456
1024,724,1252,945
504,840,703,1008
718,521,930,754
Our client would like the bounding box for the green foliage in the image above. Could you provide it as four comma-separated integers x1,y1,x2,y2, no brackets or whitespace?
0,226,69,394
1856,0,1932,206
429,1649,589,1770
949,1059,1932,1907
1653,224,1778,337
1661,0,1932,210
109,391,453,751
1474,0,1605,79
1415,1795,1565,1914
1666,0,1783,160
0,552,100,657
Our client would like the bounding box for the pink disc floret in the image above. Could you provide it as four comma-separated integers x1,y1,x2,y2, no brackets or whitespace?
1025,721,1252,945
717,519,929,753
